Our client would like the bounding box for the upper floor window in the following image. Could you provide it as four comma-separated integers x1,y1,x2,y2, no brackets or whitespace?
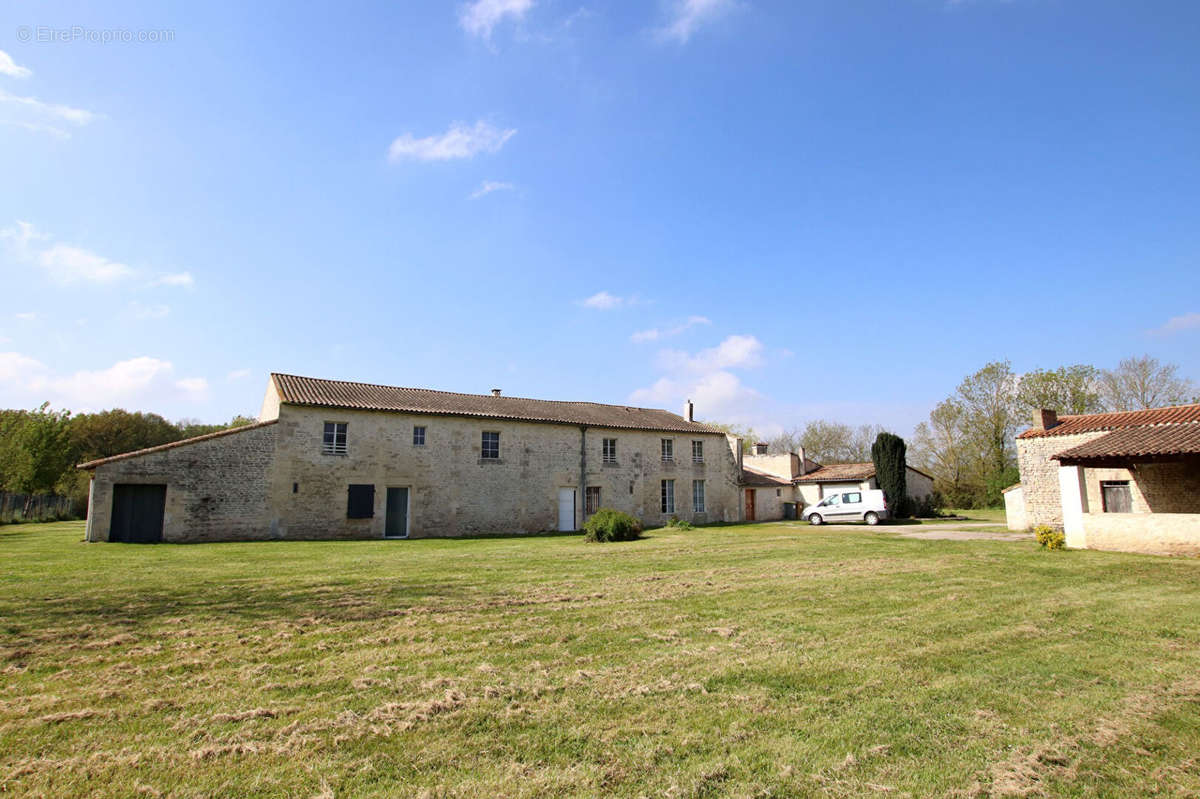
413,426,426,446
661,439,674,462
481,431,500,460
602,438,617,464
692,440,704,463
323,422,347,455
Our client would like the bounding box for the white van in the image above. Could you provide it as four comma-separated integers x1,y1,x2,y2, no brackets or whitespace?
803,489,889,526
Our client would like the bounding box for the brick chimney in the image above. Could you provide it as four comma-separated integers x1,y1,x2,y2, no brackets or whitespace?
491,388,501,397
751,442,769,456
683,399,694,422
798,446,808,476
1033,408,1058,431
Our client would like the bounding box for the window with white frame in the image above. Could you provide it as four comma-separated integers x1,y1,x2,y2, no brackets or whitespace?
602,438,617,464
692,440,704,463
413,426,426,446
693,479,705,513
661,439,674,462
661,479,675,513
481,431,500,459
322,422,347,455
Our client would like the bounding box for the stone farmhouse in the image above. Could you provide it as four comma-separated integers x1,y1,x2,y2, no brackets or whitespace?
735,444,935,520
1006,404,1200,555
80,374,758,543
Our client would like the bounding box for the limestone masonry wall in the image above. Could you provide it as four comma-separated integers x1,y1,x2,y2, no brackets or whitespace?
1016,431,1107,528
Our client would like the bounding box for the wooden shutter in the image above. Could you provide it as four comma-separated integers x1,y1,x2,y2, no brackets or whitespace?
347,484,375,518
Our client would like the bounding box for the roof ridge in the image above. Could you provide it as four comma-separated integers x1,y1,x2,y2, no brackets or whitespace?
271,373,673,414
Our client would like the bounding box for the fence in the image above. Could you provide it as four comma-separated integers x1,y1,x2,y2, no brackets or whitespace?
0,492,77,523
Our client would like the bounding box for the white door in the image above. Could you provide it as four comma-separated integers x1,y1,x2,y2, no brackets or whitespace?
557,488,576,532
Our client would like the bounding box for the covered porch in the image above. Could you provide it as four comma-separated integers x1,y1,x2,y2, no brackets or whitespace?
1053,424,1200,555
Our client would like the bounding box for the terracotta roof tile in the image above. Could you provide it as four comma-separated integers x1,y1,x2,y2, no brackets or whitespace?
1051,421,1200,462
1018,403,1200,439
272,374,723,435
795,463,876,483
740,466,794,487
77,419,279,470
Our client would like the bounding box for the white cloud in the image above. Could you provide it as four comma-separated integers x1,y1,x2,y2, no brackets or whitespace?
38,243,134,284
656,0,737,44
631,315,711,343
580,291,628,310
127,301,170,320
1,120,69,139
459,0,534,39
1150,312,1200,337
150,271,195,289
0,50,32,79
0,89,96,125
388,121,516,163
0,354,209,411
226,368,252,381
629,333,770,428
15,312,36,321
658,334,764,372
1,222,140,285
470,180,516,199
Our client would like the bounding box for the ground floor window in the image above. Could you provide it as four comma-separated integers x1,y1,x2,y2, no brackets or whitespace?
661,479,675,514
1101,480,1132,513
585,486,601,515
692,480,705,513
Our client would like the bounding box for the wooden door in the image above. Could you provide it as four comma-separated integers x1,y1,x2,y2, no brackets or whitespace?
745,489,756,521
110,484,166,543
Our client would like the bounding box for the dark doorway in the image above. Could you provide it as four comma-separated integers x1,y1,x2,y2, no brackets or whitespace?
385,487,409,538
745,489,756,521
110,484,166,543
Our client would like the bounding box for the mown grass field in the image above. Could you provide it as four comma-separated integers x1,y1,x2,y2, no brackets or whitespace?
2,521,1199,798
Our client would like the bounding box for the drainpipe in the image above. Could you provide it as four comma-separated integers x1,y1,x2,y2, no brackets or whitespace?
579,425,588,529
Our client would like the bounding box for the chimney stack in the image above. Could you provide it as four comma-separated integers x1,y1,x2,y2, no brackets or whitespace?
798,446,807,476
751,442,769,456
684,399,694,422
1033,408,1058,431
491,388,502,397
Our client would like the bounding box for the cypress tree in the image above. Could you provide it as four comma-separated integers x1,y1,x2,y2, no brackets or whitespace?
871,432,909,518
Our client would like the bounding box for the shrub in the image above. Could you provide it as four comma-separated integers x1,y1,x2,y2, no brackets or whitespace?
911,493,941,519
583,509,642,543
1034,525,1065,550
664,516,695,531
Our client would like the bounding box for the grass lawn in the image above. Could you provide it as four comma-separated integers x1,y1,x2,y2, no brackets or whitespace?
2,521,1199,798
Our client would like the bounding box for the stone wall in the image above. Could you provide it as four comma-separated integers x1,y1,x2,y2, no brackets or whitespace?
86,423,281,543
266,405,743,539
1016,431,1107,528
1081,513,1200,556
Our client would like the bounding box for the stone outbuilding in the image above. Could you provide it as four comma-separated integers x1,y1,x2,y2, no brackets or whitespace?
79,374,749,542
1009,404,1200,555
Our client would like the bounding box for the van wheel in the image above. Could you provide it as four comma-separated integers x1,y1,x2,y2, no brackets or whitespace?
809,514,823,526
865,512,879,526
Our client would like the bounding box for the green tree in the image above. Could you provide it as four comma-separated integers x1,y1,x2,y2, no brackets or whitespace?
0,404,74,495
68,409,181,463
1098,355,1196,411
1017,365,1102,415
871,431,908,517
955,361,1021,506
911,399,976,508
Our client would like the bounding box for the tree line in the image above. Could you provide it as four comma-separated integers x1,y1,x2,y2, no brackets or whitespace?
910,355,1196,509
0,405,254,515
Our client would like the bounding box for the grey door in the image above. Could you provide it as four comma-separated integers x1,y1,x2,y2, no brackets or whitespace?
110,484,166,543
385,487,409,537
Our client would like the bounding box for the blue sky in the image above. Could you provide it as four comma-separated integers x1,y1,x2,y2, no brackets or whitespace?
1,0,1198,436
